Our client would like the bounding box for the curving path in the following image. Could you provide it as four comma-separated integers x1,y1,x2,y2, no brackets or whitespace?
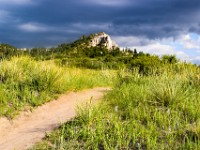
0,87,110,150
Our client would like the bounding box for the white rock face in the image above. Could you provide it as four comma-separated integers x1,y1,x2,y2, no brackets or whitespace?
90,32,118,50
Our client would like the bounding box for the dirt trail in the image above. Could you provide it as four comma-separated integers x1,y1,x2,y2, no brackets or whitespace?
0,87,110,150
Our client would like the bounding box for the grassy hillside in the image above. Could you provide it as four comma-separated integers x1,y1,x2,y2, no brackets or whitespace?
1,34,200,149
33,63,200,149
0,56,116,118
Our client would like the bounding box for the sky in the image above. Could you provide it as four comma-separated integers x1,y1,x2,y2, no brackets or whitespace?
0,0,200,64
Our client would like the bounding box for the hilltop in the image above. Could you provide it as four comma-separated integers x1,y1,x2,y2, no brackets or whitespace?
55,32,119,53
1,32,191,73
90,32,118,50
0,32,181,73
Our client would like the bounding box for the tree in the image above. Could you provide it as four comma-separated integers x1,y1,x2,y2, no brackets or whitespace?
162,55,178,64
133,49,138,57
0,43,18,59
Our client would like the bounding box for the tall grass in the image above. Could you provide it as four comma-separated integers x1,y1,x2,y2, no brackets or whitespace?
34,63,200,149
0,56,116,118
0,56,67,118
65,67,116,91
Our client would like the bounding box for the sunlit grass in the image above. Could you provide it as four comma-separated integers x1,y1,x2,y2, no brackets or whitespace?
33,63,200,149
0,56,116,118
65,67,116,91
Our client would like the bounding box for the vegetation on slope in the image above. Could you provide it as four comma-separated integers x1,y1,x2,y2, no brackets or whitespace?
33,64,200,149
0,34,185,73
0,56,67,118
1,33,200,149
0,56,116,118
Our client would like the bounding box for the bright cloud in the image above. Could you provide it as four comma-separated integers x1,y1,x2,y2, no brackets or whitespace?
18,23,48,32
112,36,154,47
133,43,193,63
113,35,199,63
178,33,200,50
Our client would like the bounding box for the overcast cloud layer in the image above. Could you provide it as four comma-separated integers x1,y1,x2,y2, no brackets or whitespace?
0,0,200,64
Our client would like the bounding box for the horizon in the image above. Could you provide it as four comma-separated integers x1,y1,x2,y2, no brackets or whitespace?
0,0,200,64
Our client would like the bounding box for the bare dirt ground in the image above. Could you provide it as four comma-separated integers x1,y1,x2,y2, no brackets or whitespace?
0,87,110,150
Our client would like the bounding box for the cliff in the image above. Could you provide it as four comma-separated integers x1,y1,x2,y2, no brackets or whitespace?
90,32,118,50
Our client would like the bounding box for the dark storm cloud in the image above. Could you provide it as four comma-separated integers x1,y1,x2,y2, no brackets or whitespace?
110,0,200,37
0,0,200,47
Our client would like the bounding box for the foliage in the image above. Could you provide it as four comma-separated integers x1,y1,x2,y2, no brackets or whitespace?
162,55,178,64
0,56,116,118
0,56,67,118
33,64,200,149
0,43,21,59
1,34,185,72
2,33,200,149
130,55,161,75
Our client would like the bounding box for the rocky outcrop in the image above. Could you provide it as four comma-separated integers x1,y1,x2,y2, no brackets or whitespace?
90,32,118,50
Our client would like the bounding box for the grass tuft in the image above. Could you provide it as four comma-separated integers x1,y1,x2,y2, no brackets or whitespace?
0,56,116,118
33,64,200,149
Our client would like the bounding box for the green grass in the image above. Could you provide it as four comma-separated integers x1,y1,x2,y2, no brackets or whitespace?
0,56,116,118
33,64,200,149
65,67,116,91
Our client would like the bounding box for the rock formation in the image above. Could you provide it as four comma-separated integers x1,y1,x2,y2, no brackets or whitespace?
90,32,118,50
